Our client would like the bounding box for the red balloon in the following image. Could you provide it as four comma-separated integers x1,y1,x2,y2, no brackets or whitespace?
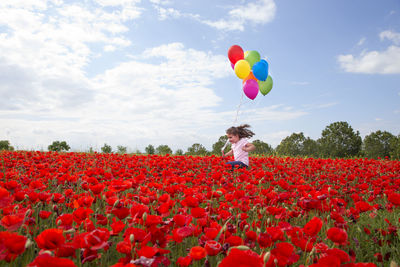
228,45,244,65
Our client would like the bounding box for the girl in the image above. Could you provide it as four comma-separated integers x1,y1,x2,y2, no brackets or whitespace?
222,124,256,169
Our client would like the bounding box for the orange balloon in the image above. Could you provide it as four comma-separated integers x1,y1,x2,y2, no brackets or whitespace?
242,72,257,84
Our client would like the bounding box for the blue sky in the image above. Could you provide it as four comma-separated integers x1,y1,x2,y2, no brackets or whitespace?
0,0,399,152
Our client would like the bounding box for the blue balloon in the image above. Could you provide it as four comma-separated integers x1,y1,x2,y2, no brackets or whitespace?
260,59,268,66
252,60,269,81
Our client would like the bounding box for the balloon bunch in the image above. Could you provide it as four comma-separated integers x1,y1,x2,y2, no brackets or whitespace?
228,45,273,100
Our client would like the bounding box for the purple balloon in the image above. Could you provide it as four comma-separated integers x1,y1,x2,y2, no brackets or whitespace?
243,79,259,100
231,62,235,70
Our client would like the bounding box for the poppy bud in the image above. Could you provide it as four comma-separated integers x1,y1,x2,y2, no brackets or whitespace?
113,199,120,208
228,245,250,254
142,212,147,222
63,228,75,234
130,234,135,243
263,251,270,263
25,239,33,249
24,209,32,219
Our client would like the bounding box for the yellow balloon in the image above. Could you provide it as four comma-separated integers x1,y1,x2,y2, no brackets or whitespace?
234,59,251,79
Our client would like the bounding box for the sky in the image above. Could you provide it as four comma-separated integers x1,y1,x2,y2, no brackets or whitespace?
1,0,399,152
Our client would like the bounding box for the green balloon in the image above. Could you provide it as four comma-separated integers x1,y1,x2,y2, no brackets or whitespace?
244,50,260,68
258,75,273,95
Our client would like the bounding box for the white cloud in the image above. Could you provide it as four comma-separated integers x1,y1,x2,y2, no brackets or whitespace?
201,0,276,31
357,37,366,46
380,30,400,45
156,7,182,20
150,0,276,31
338,30,400,74
338,46,400,74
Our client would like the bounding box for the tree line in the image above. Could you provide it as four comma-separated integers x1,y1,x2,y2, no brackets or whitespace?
1,121,399,160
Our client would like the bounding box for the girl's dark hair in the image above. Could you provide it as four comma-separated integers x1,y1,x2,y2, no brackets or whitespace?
226,124,255,139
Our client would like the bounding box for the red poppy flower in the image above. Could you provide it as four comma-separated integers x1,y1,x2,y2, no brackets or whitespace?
219,248,263,267
225,235,244,247
303,216,323,236
0,231,27,261
111,219,126,236
257,232,272,248
315,255,341,267
28,254,77,267
0,214,24,231
327,227,348,245
145,214,162,226
204,240,221,256
0,187,13,208
388,193,400,206
191,207,206,218
266,226,284,242
111,207,130,220
39,210,52,219
177,256,192,267
355,201,373,213
173,214,192,227
326,248,350,263
189,246,206,260
73,207,94,225
35,229,65,250
116,240,132,255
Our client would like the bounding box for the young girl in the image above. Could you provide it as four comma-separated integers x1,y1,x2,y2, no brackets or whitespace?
222,124,256,169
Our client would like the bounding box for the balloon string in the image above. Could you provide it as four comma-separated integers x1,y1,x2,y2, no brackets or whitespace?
221,91,245,152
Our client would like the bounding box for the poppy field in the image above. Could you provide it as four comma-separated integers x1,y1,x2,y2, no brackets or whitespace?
0,151,399,267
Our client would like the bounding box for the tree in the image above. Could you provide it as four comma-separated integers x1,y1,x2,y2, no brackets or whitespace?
317,121,362,158
156,145,172,155
390,135,400,160
212,136,230,155
362,130,396,159
186,143,208,156
101,143,112,153
252,139,274,155
175,149,184,155
48,141,70,152
0,140,14,151
145,144,155,155
302,138,319,158
276,132,307,157
117,145,127,154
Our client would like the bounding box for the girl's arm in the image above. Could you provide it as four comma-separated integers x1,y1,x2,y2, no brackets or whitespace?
223,149,233,157
243,143,256,152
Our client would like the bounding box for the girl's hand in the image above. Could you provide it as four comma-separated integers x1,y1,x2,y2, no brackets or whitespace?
221,151,225,157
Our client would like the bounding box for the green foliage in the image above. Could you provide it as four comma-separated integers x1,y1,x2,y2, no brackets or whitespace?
390,134,400,160
252,139,274,155
155,145,172,155
318,121,362,158
362,130,396,159
175,149,184,155
276,132,317,157
101,143,112,153
48,141,70,152
186,143,208,156
212,135,230,155
145,144,155,155
0,140,14,151
116,145,127,154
